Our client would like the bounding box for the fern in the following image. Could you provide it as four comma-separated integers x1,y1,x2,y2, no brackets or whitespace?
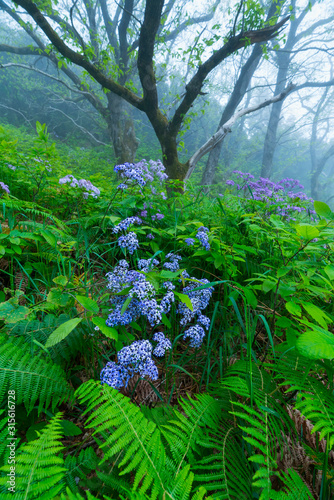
6,314,85,365
0,333,74,414
64,447,98,494
0,412,66,499
271,469,314,499
75,380,211,500
270,350,334,448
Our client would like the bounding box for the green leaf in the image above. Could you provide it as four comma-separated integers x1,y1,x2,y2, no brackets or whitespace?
45,318,82,348
53,275,69,286
60,420,82,436
75,295,99,314
92,317,118,340
297,329,334,359
174,292,193,311
295,224,319,239
262,279,276,293
121,296,132,315
277,266,291,278
301,302,331,329
40,229,57,247
314,200,332,218
0,302,29,322
324,265,334,281
161,313,171,328
285,301,302,318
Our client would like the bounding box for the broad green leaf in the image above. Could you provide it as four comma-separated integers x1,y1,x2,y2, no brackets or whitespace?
295,224,319,239
40,229,57,247
0,302,29,322
75,295,99,314
262,279,276,293
301,302,331,329
297,330,334,359
45,318,82,347
313,200,332,218
53,275,69,286
277,266,291,278
285,301,302,318
60,420,82,436
92,317,118,340
174,292,193,311
161,313,171,329
324,265,334,281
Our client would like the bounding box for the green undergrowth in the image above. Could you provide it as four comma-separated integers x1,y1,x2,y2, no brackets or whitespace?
0,123,334,499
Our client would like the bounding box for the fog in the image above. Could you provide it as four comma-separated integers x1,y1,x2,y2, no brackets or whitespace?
0,0,334,201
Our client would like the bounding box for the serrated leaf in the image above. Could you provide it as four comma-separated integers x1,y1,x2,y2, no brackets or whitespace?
285,301,302,318
324,265,334,281
297,330,334,359
92,317,118,340
45,318,82,347
75,295,99,314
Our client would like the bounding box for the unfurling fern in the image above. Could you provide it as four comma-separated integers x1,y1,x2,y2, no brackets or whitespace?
0,413,66,499
0,333,74,414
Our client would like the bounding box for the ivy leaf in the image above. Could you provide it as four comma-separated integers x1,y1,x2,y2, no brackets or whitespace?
45,318,82,347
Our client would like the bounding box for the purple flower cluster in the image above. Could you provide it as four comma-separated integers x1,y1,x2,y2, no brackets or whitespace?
100,339,159,389
114,159,168,190
113,217,142,234
59,175,100,198
185,238,195,246
196,227,210,251
0,182,10,194
7,164,16,171
224,172,315,220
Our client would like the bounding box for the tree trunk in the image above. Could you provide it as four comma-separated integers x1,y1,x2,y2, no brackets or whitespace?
107,93,139,164
200,43,263,185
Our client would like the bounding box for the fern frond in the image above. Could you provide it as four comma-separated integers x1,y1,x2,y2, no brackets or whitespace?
76,380,201,500
60,486,113,499
271,350,334,448
64,447,98,493
161,393,223,472
0,333,74,414
271,469,314,499
0,412,66,499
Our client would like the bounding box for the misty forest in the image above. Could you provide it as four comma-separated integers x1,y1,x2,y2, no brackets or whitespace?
1,0,334,498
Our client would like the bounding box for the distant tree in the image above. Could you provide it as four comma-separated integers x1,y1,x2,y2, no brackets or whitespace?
0,0,290,185
261,0,334,178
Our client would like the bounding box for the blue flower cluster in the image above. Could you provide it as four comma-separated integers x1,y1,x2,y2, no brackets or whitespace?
138,258,159,272
118,232,139,254
163,253,182,272
153,332,172,357
183,325,206,348
185,238,195,246
114,159,168,190
101,339,159,389
113,216,142,234
196,227,210,251
106,260,163,327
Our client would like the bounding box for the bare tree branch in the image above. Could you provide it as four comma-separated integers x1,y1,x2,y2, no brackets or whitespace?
186,83,295,179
